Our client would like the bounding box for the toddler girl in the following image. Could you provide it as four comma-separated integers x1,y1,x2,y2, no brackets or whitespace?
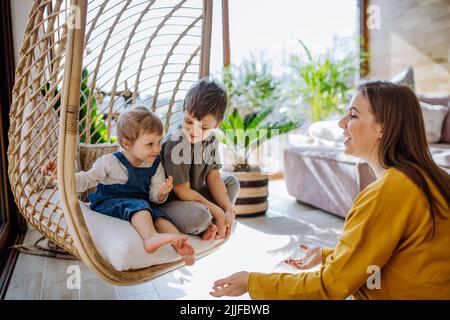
42,106,195,265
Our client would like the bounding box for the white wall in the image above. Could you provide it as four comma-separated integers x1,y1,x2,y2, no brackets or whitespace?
10,0,33,66
368,0,450,94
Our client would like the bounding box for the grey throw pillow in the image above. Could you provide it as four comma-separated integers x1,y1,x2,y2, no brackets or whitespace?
391,66,415,91
420,101,449,143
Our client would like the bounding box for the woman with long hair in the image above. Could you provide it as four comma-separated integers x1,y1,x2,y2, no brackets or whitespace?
210,81,450,299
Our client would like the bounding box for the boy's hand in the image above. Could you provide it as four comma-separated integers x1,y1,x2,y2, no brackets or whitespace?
215,221,227,240
41,160,57,181
224,209,235,238
157,175,173,201
207,204,226,240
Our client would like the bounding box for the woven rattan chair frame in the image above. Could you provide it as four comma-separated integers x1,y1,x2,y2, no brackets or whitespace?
8,0,228,285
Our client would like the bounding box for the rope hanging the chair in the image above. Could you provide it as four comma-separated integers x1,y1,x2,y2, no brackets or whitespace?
8,0,228,285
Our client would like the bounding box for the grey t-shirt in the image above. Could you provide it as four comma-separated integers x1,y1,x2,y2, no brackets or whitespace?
161,128,221,197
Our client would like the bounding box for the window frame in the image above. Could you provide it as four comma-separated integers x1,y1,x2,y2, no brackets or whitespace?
0,0,27,300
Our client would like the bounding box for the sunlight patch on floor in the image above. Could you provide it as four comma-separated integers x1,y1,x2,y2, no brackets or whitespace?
153,221,306,300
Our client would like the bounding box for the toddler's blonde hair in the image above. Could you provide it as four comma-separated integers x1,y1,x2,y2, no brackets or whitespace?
116,106,163,148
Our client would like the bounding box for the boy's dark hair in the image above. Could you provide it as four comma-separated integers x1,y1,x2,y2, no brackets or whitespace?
183,78,227,121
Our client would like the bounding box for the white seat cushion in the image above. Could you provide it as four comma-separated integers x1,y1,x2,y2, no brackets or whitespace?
27,189,223,271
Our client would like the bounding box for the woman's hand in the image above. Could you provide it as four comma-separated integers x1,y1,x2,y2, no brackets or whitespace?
41,160,57,181
210,271,249,297
284,244,322,270
157,175,173,201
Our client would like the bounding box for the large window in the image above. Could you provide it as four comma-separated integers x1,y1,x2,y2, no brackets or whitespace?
209,1,360,174
210,0,359,75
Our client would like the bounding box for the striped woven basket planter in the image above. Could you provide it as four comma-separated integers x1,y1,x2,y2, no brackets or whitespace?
227,170,268,217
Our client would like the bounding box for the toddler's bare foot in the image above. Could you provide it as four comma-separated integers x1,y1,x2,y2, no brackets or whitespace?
201,224,218,241
172,237,195,266
144,233,180,254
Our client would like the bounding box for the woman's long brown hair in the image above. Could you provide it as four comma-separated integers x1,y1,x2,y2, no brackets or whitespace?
358,81,450,237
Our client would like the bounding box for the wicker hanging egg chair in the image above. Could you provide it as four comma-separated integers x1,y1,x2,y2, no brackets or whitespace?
8,0,227,285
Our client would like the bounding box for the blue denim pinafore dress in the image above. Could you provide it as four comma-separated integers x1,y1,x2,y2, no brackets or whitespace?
87,151,170,222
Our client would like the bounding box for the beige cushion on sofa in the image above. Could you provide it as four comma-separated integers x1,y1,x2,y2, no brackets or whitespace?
420,102,449,143
429,144,450,171
308,120,344,148
417,94,450,143
308,120,343,142
391,66,415,90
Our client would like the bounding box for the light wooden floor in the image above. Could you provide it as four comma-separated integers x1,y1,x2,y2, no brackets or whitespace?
5,180,344,300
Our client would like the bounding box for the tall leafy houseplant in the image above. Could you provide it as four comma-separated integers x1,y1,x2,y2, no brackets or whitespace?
222,56,281,113
219,56,301,171
219,55,302,172
290,39,358,122
218,57,301,217
42,68,111,144
79,68,111,144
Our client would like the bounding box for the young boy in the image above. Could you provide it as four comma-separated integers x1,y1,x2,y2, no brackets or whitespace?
159,79,240,241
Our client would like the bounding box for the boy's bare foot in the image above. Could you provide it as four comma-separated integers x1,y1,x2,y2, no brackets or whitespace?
201,224,218,241
172,237,195,266
144,233,181,254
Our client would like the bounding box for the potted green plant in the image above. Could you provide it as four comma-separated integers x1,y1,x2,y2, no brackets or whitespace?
289,39,362,122
218,58,301,216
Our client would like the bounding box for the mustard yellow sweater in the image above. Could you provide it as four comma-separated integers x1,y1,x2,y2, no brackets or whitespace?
248,168,450,299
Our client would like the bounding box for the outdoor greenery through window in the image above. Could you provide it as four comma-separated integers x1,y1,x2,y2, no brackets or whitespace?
209,0,360,172
210,0,360,121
